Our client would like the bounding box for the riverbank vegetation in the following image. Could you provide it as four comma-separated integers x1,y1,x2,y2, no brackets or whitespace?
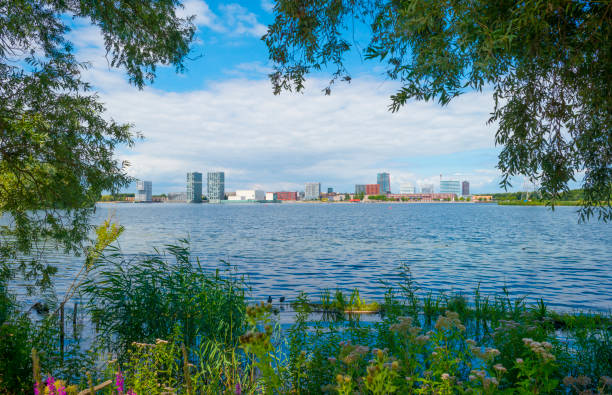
3,237,611,394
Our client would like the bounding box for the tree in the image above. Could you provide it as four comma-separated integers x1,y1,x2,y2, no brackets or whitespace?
264,0,612,221
0,0,195,286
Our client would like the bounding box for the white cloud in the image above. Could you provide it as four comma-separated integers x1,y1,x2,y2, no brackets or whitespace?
177,0,225,31
220,4,268,37
94,75,499,192
261,0,275,13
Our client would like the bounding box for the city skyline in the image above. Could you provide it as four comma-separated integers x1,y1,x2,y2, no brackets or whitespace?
63,1,562,196
136,170,477,197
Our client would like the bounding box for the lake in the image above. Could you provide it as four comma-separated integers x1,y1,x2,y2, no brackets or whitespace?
36,202,612,312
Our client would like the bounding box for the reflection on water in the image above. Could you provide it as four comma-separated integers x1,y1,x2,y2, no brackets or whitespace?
17,203,612,311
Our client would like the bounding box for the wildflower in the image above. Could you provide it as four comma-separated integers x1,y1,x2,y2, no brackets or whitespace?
600,376,612,388
469,375,477,381
235,382,242,395
493,364,507,374
441,373,450,381
328,357,337,364
115,371,125,394
515,358,524,364
344,376,351,384
465,339,477,346
155,338,168,345
391,361,399,370
336,374,344,384
415,335,430,345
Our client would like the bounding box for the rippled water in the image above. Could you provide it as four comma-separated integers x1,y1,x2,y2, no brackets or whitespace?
34,203,612,312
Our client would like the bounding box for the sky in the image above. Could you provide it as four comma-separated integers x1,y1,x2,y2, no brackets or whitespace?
68,0,523,195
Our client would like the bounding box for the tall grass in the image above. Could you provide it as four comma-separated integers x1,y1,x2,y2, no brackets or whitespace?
81,240,248,358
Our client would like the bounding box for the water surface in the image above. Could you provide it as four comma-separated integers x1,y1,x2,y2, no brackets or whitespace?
36,203,612,311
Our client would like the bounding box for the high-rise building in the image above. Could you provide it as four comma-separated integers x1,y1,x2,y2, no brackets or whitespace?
377,172,391,194
207,172,225,202
355,184,366,195
440,180,461,196
304,183,321,200
462,181,470,196
421,184,435,194
365,184,380,195
327,187,333,194
400,183,416,194
186,172,202,203
136,180,152,202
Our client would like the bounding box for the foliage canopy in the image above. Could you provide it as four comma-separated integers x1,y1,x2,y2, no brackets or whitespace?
265,0,612,221
0,0,195,284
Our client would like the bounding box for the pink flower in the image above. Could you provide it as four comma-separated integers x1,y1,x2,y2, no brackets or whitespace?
115,371,125,394
127,390,137,395
34,382,40,395
235,382,242,395
46,376,56,395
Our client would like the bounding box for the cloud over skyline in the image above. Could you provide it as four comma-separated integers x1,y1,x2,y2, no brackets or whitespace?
66,1,516,195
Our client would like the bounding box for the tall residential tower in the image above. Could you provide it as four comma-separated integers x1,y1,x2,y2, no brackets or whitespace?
304,182,321,200
186,172,202,203
377,172,391,194
136,180,152,202
207,172,225,202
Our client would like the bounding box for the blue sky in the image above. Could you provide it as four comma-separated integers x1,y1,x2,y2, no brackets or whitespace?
69,0,529,195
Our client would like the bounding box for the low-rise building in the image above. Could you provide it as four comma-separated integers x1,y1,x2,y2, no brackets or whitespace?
167,192,187,202
387,193,456,201
228,190,266,201
400,184,416,194
421,184,435,194
265,192,277,201
355,184,366,195
276,191,298,201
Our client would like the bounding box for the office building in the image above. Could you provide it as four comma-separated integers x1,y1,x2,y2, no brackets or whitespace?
136,180,152,202
327,187,333,194
276,191,298,201
304,183,321,200
462,181,470,196
365,184,380,195
400,183,416,194
377,172,391,194
186,172,202,203
421,184,435,194
440,180,461,196
228,190,265,201
355,184,366,195
207,172,225,202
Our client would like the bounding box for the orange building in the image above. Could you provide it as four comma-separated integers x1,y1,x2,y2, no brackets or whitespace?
365,184,380,195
